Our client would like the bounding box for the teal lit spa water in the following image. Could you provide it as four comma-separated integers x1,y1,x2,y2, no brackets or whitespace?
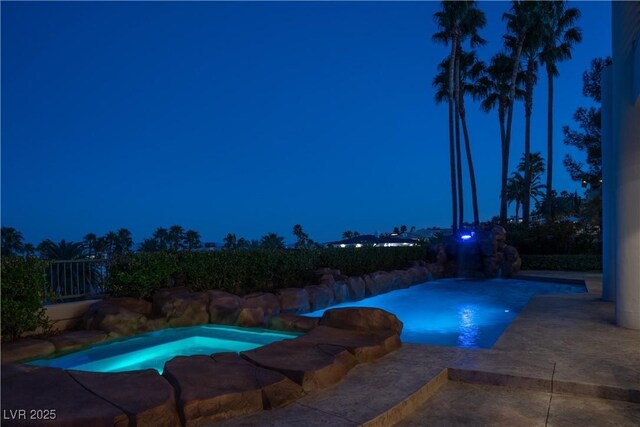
29,325,298,373
306,278,585,348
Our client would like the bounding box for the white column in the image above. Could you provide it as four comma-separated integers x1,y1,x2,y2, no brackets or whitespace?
612,1,640,329
601,65,614,302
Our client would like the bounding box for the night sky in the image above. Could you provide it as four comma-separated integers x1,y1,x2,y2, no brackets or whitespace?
1,1,611,246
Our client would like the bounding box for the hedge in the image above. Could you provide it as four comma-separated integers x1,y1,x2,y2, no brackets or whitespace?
520,254,602,271
1,257,52,341
107,246,428,299
505,222,601,255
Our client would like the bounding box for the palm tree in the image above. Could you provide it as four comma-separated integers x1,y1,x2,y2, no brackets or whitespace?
1,227,25,257
83,233,98,257
342,230,354,239
477,53,525,179
152,227,170,251
168,225,185,251
103,231,118,256
457,50,485,226
37,239,86,260
501,0,540,224
511,20,544,225
433,0,486,233
114,228,133,254
184,230,202,251
223,233,237,250
434,50,485,227
293,224,313,248
23,243,36,257
540,1,582,221
506,172,525,222
517,152,547,210
260,232,285,250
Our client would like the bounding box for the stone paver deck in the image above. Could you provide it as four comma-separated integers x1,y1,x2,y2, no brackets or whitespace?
221,272,640,426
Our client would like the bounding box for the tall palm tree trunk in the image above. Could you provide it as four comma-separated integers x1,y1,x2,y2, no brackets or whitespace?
499,106,507,224
459,94,480,227
523,61,535,225
515,200,520,223
448,34,458,235
502,41,524,225
454,50,464,229
545,67,554,222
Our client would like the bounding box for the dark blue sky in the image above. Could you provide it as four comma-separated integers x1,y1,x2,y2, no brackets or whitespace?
1,1,611,245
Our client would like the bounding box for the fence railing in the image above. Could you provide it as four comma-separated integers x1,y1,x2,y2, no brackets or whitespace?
44,259,108,304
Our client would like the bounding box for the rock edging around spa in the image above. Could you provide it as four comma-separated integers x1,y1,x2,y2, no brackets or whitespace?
2,307,403,426
81,262,436,339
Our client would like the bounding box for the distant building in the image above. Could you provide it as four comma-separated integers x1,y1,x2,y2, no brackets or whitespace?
325,234,419,248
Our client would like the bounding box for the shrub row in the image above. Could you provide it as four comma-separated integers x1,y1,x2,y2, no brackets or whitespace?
505,222,601,255
107,246,428,299
520,254,602,271
1,257,51,341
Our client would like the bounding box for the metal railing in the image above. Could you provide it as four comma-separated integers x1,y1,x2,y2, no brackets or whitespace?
44,259,108,304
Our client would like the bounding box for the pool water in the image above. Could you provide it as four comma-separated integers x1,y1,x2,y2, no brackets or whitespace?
307,278,585,348
28,325,299,373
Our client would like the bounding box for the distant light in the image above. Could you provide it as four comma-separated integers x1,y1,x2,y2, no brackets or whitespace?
504,309,510,313
355,244,362,248
460,234,472,240
340,244,346,248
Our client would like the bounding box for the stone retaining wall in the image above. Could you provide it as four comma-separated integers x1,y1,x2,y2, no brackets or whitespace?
78,261,439,339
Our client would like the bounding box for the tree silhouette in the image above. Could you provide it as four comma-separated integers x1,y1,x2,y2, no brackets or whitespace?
540,1,582,221
1,227,25,257
433,0,486,232
260,232,285,250
223,233,237,250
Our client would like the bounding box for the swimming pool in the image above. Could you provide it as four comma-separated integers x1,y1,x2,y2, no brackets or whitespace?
306,278,585,348
29,325,299,373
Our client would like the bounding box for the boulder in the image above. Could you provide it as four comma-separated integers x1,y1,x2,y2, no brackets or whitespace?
266,314,319,333
277,288,310,314
69,369,180,427
163,354,303,425
332,281,349,304
212,353,303,409
346,276,366,301
244,292,280,317
297,326,401,363
319,307,403,335
236,307,264,327
363,271,393,296
145,317,170,332
1,366,128,426
153,288,210,327
241,340,356,392
426,262,445,279
319,273,335,286
163,355,263,425
501,245,522,277
82,298,151,336
208,291,244,325
390,270,413,289
48,330,108,353
407,266,429,284
305,285,334,312
1,339,56,363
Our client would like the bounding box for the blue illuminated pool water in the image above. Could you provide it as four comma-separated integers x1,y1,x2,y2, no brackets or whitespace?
307,278,585,348
29,325,299,373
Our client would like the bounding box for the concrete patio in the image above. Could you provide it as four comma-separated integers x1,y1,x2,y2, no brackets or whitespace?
219,272,640,426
